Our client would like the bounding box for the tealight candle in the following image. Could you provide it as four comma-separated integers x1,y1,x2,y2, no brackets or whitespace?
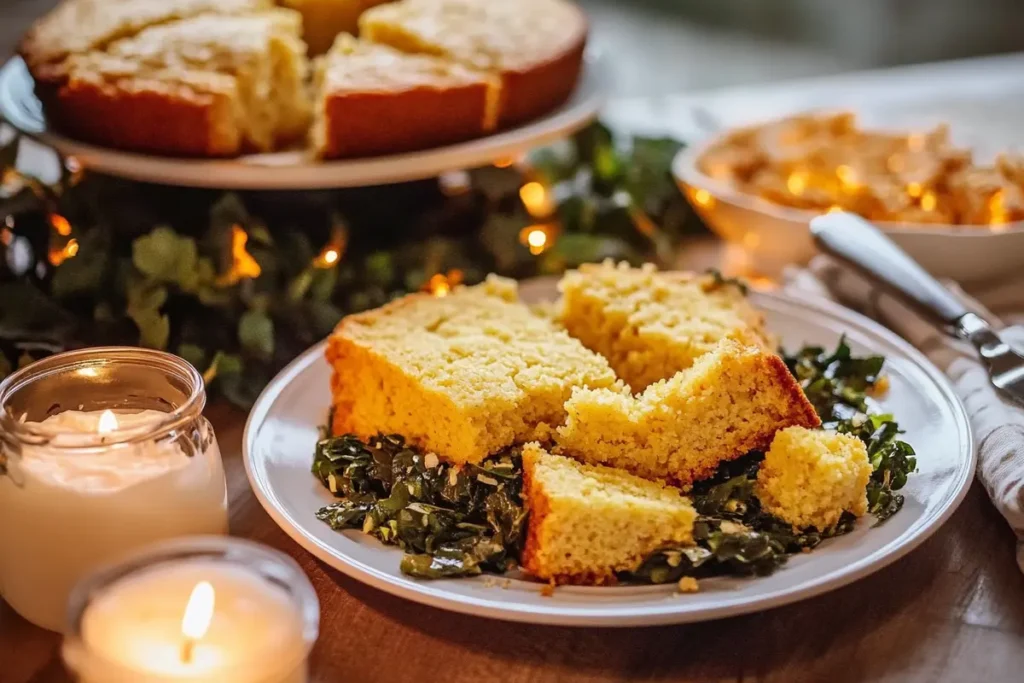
63,538,319,683
0,348,229,632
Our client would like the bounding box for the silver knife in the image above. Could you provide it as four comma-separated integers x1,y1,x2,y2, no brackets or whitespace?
810,212,1024,408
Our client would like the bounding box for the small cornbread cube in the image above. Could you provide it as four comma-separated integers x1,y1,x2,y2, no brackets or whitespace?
556,340,820,486
557,261,774,392
521,444,696,585
327,276,619,465
756,427,873,531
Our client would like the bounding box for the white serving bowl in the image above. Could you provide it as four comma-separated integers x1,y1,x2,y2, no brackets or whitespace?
672,140,1024,283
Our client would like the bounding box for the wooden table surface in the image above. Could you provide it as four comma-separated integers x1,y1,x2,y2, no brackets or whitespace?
2,400,1023,683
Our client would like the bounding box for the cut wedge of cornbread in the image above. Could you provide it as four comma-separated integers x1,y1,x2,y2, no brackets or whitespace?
558,260,774,392
55,9,311,155
521,443,696,585
313,34,498,159
556,340,820,487
280,0,392,55
756,427,872,531
326,276,620,464
360,0,587,128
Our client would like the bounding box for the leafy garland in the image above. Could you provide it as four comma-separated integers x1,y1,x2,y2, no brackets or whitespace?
0,123,702,405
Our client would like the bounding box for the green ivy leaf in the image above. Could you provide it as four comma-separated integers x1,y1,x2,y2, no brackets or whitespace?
132,226,199,290
127,283,170,350
177,343,207,369
202,351,243,384
238,309,274,359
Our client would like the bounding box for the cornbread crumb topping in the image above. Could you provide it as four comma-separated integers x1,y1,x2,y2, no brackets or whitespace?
756,427,873,531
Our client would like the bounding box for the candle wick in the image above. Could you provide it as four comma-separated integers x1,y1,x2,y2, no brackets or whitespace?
181,637,196,664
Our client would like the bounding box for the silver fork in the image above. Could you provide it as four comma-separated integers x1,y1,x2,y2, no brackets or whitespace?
810,212,1024,409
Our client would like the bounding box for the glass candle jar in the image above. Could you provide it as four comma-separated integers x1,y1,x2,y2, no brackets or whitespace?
63,537,319,683
0,347,229,633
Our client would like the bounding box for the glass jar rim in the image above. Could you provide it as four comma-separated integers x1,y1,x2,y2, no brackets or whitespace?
62,536,320,681
0,347,205,450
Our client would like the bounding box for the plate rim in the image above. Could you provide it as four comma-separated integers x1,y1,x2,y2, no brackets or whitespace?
242,289,974,627
0,53,607,190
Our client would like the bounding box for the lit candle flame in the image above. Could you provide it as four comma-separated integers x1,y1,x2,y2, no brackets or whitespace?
97,410,118,434
180,581,215,663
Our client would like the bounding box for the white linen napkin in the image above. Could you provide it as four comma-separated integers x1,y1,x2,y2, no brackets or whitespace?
782,257,1024,574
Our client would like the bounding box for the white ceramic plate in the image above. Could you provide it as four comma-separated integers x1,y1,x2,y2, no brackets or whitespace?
0,54,607,189
243,289,974,627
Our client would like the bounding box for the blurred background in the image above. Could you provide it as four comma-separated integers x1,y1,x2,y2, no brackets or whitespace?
5,0,1024,95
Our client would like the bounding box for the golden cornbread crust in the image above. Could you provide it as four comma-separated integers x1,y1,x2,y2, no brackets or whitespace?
314,35,496,159
52,71,240,156
756,427,872,531
556,340,820,487
521,444,696,585
497,22,586,128
327,277,619,464
558,261,775,393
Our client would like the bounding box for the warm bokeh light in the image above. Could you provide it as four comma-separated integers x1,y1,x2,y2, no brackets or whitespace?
313,224,348,270
493,156,516,169
827,205,843,214
49,238,79,266
217,226,262,285
181,581,215,642
50,214,72,237
835,165,856,187
0,228,11,246
693,189,713,207
424,269,464,297
97,410,118,434
906,182,923,198
786,171,808,196
519,181,555,217
920,191,937,212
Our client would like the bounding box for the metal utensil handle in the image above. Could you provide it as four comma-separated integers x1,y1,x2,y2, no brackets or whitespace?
809,212,969,327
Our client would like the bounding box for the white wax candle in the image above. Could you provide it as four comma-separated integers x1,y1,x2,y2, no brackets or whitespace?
68,559,308,683
0,409,228,632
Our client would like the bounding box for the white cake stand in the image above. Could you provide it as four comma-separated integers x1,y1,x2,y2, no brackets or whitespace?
0,53,608,190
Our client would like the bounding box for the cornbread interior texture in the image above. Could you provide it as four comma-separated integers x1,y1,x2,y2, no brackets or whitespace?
97,10,311,151
312,33,497,158
327,276,619,464
756,427,872,531
557,260,774,392
521,443,696,585
556,339,821,486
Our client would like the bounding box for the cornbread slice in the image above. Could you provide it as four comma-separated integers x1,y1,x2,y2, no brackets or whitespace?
756,427,872,531
360,0,587,128
280,0,392,55
558,261,774,392
556,340,820,487
521,443,696,585
313,34,497,158
52,55,245,156
20,0,272,80
56,10,311,155
326,276,619,464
